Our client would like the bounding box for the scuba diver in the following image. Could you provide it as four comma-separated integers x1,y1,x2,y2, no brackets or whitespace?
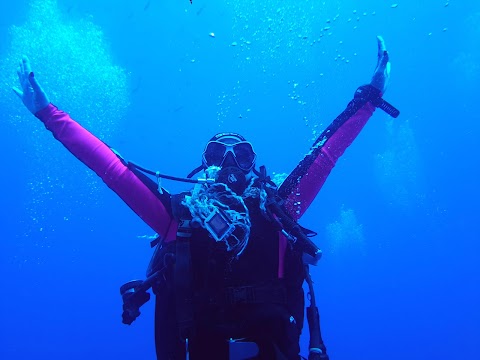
13,36,398,360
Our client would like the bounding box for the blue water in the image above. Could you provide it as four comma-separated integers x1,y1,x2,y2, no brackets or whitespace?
0,1,478,359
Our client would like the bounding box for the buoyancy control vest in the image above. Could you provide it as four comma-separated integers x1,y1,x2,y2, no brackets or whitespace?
118,163,329,359
148,189,294,297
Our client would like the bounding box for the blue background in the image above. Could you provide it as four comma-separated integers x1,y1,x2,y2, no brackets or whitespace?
0,0,479,359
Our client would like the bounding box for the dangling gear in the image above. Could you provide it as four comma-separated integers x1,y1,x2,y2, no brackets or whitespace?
305,265,329,360
120,270,162,325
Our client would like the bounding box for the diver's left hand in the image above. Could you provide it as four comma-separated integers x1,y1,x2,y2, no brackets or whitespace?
370,36,390,95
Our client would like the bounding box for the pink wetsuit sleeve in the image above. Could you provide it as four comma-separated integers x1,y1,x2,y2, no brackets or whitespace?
35,104,175,239
285,102,375,220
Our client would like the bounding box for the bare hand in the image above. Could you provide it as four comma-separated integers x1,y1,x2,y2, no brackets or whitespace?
13,56,49,114
370,36,391,95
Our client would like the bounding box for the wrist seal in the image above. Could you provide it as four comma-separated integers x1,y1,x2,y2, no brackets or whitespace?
355,84,400,118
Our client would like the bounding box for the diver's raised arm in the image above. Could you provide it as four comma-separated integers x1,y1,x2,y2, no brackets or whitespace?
279,36,394,220
12,57,175,238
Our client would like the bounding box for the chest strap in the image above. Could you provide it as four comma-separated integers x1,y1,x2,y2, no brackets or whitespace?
174,220,195,340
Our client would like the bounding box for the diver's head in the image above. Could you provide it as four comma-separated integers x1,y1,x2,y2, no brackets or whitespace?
202,133,256,172
202,133,257,194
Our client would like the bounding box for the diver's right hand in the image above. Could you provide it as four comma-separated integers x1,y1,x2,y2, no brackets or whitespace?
13,56,50,114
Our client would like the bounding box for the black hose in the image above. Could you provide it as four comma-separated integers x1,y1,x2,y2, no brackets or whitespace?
305,265,329,360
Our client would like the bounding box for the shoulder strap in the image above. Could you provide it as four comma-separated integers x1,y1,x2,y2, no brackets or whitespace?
171,192,192,221
175,236,195,340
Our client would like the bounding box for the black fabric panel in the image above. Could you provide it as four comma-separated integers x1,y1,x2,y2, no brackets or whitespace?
278,85,380,199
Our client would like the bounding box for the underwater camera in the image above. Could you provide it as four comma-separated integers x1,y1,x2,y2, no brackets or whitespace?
204,208,235,242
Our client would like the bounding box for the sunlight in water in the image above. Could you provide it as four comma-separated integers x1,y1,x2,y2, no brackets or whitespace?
452,11,480,83
326,206,365,255
0,0,130,236
374,118,424,210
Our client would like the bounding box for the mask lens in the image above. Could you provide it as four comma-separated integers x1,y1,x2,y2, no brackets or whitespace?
233,142,256,170
204,142,226,166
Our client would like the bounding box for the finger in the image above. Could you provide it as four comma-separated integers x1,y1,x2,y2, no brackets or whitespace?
377,35,387,57
23,56,32,79
18,61,26,88
380,50,389,68
17,67,23,86
376,36,387,69
385,61,391,77
28,72,42,92
375,37,389,71
12,87,23,99
19,59,24,77
19,60,30,90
